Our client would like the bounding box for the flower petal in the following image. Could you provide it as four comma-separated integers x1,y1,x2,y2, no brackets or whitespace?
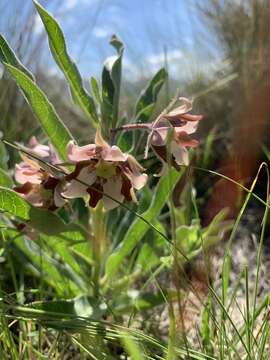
103,176,124,210
62,180,88,198
62,166,96,198
176,131,199,148
165,97,193,118
125,155,148,190
54,183,66,208
15,163,42,184
67,140,96,163
175,120,199,135
171,141,189,165
101,145,127,162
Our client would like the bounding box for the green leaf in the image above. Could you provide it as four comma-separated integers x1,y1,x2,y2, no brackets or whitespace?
0,34,34,80
105,168,183,280
0,168,12,188
101,35,124,134
33,0,98,127
0,186,31,220
32,295,106,320
90,76,101,104
135,68,167,120
4,64,73,160
11,233,82,295
0,187,87,238
109,35,124,125
0,140,9,170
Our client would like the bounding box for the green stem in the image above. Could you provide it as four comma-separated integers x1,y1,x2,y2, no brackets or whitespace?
90,202,106,297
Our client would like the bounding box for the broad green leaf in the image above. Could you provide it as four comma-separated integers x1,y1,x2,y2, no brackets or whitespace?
0,34,34,80
31,295,106,320
33,0,98,127
0,186,31,220
4,64,73,160
0,168,12,188
105,168,183,280
0,187,87,239
135,68,167,120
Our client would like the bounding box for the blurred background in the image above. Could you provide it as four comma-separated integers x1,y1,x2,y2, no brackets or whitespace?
1,0,270,221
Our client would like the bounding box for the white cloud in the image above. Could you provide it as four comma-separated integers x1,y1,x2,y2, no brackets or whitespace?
33,14,43,35
92,26,113,39
147,49,183,66
61,0,78,11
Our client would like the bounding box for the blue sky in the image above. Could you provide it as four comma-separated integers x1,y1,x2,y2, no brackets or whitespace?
2,0,222,81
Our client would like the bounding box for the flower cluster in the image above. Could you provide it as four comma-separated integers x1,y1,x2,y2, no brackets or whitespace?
14,137,66,210
63,130,148,210
146,97,203,174
14,132,148,211
13,97,202,211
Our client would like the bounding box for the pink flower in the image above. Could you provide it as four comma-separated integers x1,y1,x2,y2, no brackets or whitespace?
147,97,203,174
14,138,65,209
63,130,148,210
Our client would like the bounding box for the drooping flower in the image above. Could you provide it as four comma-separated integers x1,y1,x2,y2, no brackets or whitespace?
62,130,148,210
147,97,203,174
14,137,66,209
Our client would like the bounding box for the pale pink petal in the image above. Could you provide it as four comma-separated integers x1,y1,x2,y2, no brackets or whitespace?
151,127,169,146
166,97,193,118
28,136,39,148
101,145,127,162
54,183,66,208
67,141,96,163
23,186,44,207
62,180,88,199
62,167,96,199
32,144,51,158
171,141,189,165
175,120,199,135
48,144,61,165
15,163,42,185
126,155,148,190
103,176,124,210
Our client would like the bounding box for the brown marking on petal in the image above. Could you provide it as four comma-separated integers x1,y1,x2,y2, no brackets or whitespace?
151,145,179,170
43,176,59,190
87,183,103,208
176,132,199,148
179,114,203,122
121,175,133,201
165,118,187,127
65,162,91,181
14,182,33,195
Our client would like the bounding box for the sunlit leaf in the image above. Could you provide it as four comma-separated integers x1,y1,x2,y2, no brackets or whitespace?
0,34,34,80
135,68,167,121
0,168,12,188
33,0,98,127
3,64,73,160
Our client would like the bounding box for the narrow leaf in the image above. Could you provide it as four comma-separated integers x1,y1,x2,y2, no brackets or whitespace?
0,34,34,80
33,0,98,127
135,68,167,120
105,168,183,280
4,64,73,160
